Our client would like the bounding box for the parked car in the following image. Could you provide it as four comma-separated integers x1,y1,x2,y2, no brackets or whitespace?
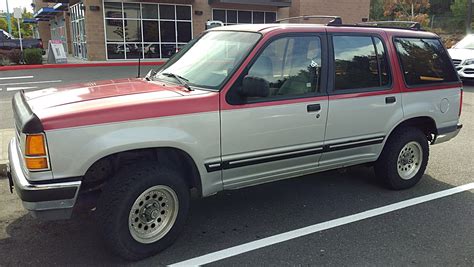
448,34,474,79
0,29,43,52
7,21,463,260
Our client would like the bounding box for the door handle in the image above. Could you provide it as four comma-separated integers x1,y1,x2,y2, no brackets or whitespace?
307,104,321,112
385,96,396,104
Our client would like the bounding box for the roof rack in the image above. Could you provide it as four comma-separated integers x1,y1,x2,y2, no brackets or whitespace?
356,21,422,30
276,15,342,26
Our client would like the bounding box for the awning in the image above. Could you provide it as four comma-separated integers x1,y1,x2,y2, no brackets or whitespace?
22,18,38,24
209,0,292,7
53,3,69,11
33,7,61,19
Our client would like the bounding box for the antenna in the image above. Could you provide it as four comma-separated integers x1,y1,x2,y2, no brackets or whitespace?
137,57,141,78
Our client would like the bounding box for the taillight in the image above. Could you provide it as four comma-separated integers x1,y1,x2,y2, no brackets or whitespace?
38,40,43,49
459,88,463,117
24,133,50,171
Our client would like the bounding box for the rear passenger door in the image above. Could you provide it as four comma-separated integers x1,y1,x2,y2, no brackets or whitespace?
319,33,403,168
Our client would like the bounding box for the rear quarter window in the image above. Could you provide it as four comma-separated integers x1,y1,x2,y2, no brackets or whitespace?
394,37,459,86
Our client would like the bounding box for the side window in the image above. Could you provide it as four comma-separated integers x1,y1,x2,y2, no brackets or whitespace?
245,35,323,100
394,37,459,86
333,36,390,91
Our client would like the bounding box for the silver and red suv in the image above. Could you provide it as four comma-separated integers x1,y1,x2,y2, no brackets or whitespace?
7,20,463,260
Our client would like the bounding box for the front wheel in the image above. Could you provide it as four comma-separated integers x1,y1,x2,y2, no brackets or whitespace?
97,164,190,260
375,127,429,190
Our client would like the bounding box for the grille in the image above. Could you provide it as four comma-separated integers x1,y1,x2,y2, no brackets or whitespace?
452,59,462,66
463,68,474,74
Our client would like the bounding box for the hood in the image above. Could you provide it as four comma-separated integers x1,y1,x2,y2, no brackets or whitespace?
448,48,474,61
23,78,219,130
25,78,187,110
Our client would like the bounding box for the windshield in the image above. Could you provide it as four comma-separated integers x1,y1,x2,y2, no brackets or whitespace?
156,31,261,89
454,35,474,49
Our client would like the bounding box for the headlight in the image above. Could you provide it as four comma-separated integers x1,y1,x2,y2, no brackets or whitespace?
463,59,474,65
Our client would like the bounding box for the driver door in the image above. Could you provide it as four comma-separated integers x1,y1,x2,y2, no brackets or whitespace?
219,33,329,189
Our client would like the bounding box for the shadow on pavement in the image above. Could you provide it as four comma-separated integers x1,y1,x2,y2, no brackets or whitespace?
0,166,468,265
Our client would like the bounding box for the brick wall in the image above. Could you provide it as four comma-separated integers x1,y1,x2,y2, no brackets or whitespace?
295,0,370,24
84,0,106,61
32,0,51,45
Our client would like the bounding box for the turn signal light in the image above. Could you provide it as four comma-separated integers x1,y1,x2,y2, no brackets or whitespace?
25,134,46,156
25,157,49,170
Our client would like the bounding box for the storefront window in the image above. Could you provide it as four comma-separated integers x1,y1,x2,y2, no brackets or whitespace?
212,9,277,25
104,2,192,60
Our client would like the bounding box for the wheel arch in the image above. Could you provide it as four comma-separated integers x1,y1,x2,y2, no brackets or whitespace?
386,116,438,145
80,146,203,197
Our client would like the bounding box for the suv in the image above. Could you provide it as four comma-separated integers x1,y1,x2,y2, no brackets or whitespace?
7,21,463,260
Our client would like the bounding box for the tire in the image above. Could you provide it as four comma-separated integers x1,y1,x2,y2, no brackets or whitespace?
96,163,190,260
375,127,429,190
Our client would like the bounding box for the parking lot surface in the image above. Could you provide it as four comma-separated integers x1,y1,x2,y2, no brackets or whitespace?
0,69,472,265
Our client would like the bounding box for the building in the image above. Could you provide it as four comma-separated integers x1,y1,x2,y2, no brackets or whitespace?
32,0,370,61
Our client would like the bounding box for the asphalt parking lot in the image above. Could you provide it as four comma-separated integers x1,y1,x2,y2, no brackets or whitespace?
0,68,473,266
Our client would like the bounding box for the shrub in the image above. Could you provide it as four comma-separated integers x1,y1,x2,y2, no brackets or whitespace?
7,49,22,64
23,48,43,65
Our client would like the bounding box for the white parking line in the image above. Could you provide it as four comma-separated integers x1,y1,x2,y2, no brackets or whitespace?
0,80,61,86
0,75,34,80
171,182,474,266
6,86,38,91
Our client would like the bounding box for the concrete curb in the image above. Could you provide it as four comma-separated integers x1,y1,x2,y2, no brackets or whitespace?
0,61,165,71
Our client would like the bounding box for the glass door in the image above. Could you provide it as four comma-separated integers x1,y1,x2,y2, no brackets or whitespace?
70,2,87,60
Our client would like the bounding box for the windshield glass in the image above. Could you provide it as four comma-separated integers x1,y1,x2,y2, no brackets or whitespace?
156,31,261,89
454,35,474,49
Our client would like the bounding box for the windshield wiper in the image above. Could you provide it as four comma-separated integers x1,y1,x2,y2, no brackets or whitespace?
161,72,193,91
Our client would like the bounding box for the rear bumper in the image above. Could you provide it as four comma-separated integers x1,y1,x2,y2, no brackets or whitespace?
433,124,463,145
7,138,81,220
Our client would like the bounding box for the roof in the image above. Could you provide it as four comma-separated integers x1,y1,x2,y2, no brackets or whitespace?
208,23,439,39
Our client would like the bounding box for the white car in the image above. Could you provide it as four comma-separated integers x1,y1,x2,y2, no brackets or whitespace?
448,34,474,79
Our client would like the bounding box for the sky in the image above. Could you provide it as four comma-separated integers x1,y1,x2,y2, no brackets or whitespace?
0,0,33,13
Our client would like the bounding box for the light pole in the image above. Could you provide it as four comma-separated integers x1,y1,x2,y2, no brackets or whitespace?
5,0,12,34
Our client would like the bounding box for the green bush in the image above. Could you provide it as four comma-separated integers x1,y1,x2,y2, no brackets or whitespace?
23,48,43,65
7,49,22,64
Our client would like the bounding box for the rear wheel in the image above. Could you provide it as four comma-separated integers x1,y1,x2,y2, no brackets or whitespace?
375,127,429,190
97,163,189,260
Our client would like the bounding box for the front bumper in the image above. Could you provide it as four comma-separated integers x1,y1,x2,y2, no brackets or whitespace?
7,138,81,220
433,124,463,145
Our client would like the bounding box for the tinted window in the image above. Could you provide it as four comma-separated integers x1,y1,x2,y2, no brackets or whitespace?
394,38,459,86
160,5,175,20
334,36,390,90
244,36,323,100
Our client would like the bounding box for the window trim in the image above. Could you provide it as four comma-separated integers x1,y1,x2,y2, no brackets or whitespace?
327,33,393,96
392,36,461,89
226,32,328,105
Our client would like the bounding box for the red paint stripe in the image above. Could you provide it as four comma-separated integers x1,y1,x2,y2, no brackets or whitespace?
40,92,219,130
0,61,164,71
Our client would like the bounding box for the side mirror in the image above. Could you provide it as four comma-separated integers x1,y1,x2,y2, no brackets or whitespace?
238,76,269,98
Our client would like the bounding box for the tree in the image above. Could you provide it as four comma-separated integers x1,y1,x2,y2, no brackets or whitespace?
383,0,431,26
451,0,474,31
0,8,35,38
370,0,386,20
430,0,455,15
